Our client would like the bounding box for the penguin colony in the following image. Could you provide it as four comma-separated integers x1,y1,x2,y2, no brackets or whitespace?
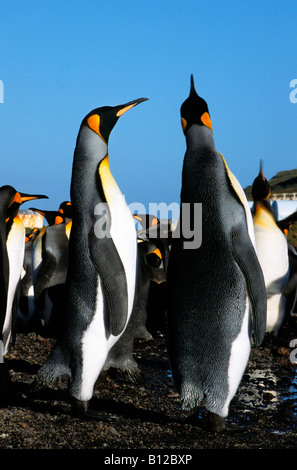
0,75,296,432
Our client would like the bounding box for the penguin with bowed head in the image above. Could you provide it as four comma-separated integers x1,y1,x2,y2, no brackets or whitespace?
17,227,40,329
167,76,267,432
34,96,148,416
29,208,70,333
102,228,167,382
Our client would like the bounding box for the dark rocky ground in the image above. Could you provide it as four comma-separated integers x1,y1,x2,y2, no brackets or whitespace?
0,316,297,461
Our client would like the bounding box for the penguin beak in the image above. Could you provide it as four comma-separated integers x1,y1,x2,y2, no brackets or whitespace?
8,191,44,209
19,193,49,204
10,192,23,206
116,97,148,117
29,208,46,217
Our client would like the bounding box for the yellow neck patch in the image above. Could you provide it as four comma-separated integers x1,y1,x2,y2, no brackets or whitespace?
99,155,119,204
253,204,277,230
220,154,247,208
66,220,72,238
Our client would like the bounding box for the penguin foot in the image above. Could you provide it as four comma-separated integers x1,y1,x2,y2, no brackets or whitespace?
135,328,153,341
127,367,142,384
30,376,47,393
206,412,226,433
72,399,89,418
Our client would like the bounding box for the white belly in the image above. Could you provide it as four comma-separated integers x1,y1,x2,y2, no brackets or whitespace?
80,179,137,401
223,297,251,417
254,225,289,334
254,226,289,290
3,217,25,354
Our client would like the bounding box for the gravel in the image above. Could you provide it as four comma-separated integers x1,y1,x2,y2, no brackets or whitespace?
1,316,297,457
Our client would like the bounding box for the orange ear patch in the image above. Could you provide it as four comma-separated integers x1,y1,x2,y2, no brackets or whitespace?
181,117,187,132
201,112,213,132
149,248,162,259
87,114,100,134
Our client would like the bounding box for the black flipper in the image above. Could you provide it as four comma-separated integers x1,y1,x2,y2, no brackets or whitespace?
231,225,267,346
34,235,58,302
0,220,9,342
88,228,128,337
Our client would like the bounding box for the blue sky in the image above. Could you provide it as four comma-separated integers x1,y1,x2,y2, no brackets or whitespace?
1,1,297,215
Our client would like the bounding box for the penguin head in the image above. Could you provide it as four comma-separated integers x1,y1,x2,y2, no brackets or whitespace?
252,161,270,202
58,201,72,220
29,208,65,226
180,75,213,134
80,97,148,145
138,239,167,284
0,186,22,217
0,185,48,221
25,227,40,243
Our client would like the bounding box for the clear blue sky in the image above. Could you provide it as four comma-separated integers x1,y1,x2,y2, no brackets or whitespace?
1,0,297,214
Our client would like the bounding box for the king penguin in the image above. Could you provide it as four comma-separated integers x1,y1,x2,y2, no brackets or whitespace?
102,235,167,382
167,76,267,432
34,96,148,415
29,208,70,332
18,227,40,328
252,163,290,338
0,186,48,357
58,201,72,223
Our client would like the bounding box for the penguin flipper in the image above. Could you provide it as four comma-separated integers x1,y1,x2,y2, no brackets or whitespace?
88,229,128,336
34,252,58,302
0,234,8,340
231,226,267,346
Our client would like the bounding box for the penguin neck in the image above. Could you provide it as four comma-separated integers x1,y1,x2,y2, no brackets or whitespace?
185,124,216,153
71,126,108,221
75,125,108,160
253,201,278,230
181,124,222,201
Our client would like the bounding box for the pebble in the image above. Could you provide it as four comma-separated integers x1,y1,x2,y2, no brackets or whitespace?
263,391,277,401
106,426,118,435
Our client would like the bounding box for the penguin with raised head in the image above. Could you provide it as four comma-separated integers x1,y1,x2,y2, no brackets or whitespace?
0,186,48,355
34,96,148,414
167,76,267,432
252,163,290,338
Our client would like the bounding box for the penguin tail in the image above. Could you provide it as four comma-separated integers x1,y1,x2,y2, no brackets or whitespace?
31,343,71,391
